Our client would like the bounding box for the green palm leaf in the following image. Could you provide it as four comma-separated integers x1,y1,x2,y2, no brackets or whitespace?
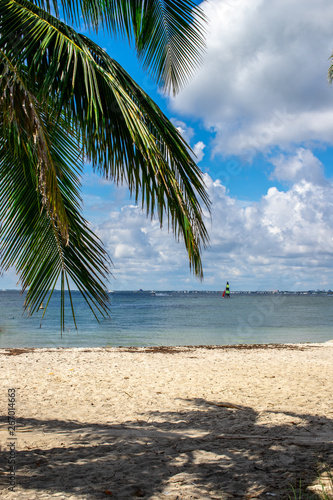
0,108,111,329
34,0,207,94
0,50,70,242
0,0,210,330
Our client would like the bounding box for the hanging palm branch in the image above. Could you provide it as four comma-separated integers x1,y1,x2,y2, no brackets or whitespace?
34,0,207,94
0,0,210,330
0,91,111,328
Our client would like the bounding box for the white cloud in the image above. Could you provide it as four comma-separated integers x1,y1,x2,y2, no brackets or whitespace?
193,141,206,162
171,0,333,156
171,119,195,143
95,205,192,290
2,166,333,291
171,119,206,162
270,148,326,185
90,163,333,291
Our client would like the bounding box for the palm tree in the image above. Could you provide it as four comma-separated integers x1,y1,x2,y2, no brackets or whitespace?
0,0,210,329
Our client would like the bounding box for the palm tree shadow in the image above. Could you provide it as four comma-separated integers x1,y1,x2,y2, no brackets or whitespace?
1,400,332,499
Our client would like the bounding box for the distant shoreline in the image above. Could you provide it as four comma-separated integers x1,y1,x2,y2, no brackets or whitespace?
1,289,333,294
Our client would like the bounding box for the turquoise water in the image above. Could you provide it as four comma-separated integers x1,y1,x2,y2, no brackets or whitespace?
0,290,332,348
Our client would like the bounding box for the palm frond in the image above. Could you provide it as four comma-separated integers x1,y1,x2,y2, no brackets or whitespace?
33,0,207,94
132,0,207,94
0,0,210,330
0,0,210,278
328,55,333,83
0,106,111,329
0,49,70,242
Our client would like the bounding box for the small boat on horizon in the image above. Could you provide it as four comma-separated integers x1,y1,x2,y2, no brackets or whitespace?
222,282,230,298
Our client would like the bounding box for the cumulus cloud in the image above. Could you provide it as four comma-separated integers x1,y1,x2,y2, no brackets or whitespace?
2,168,333,291
198,173,333,290
171,119,206,162
269,148,327,185
95,205,192,290
193,141,206,162
171,119,195,144
91,164,333,291
170,0,333,156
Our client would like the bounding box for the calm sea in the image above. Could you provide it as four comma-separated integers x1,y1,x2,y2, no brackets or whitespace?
0,290,332,348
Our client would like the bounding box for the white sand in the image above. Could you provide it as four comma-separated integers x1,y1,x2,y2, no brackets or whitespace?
1,342,333,499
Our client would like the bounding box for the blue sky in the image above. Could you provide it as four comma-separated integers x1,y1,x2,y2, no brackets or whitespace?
2,0,333,291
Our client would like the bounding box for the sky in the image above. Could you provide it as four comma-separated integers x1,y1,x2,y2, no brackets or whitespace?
2,0,333,292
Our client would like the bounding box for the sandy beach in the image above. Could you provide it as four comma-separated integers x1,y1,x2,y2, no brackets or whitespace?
1,342,333,499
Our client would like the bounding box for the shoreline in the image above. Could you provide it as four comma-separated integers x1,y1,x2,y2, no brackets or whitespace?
1,341,332,499
1,339,333,355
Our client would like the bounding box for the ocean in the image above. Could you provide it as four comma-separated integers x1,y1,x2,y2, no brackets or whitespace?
0,290,332,348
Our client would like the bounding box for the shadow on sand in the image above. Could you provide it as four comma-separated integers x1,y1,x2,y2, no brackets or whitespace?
1,397,332,499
